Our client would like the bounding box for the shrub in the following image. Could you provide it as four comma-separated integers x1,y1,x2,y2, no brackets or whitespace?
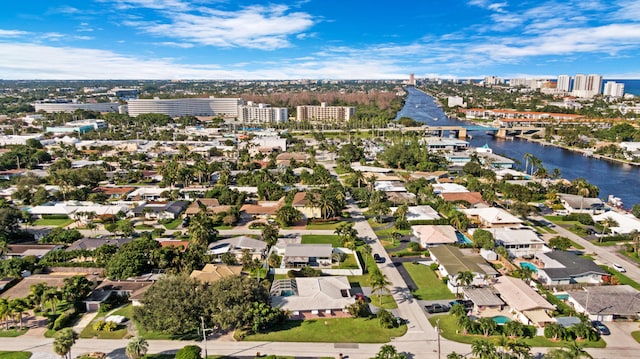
175,345,201,359
377,309,397,329
346,300,371,318
102,321,117,332
93,320,106,331
52,309,75,331
430,263,439,271
407,242,421,252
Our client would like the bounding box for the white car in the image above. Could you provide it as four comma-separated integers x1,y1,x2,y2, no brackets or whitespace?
612,263,626,273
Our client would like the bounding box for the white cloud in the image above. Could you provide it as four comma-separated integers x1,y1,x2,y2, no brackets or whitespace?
154,41,195,48
0,29,29,38
122,4,315,50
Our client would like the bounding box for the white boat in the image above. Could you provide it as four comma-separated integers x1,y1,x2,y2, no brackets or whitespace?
433,117,438,121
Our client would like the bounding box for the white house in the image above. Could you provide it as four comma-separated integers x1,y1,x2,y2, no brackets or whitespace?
592,211,640,235
566,285,640,322
461,207,523,228
270,276,355,319
488,227,549,258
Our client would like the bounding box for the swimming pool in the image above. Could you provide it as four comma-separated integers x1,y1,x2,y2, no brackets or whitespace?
492,315,511,325
555,293,569,300
520,261,539,273
456,232,472,244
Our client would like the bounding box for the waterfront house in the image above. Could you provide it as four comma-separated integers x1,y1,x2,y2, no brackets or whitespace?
592,211,640,235
558,194,605,214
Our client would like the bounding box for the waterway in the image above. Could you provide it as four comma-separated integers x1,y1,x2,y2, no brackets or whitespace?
396,86,640,208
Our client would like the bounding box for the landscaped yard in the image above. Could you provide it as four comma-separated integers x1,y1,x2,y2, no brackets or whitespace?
241,317,406,343
0,329,28,337
33,218,74,227
403,262,455,300
162,218,182,229
80,305,132,339
369,294,398,309
631,330,640,343
0,352,32,359
429,314,606,348
334,253,359,269
306,220,347,230
301,235,341,247
600,265,640,290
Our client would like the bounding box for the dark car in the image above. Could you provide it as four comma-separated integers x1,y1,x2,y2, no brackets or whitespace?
425,303,450,314
592,321,610,335
182,216,191,227
449,299,474,311
373,253,385,263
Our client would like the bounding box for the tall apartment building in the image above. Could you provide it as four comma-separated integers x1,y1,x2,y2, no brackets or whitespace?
603,81,625,98
296,103,356,122
572,74,602,98
557,75,571,92
34,101,120,113
238,102,288,123
126,97,243,118
409,73,416,86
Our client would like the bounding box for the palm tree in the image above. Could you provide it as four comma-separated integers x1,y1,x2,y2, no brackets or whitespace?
29,282,50,311
565,341,593,359
599,217,618,241
9,298,29,330
53,328,78,359
471,339,497,359
455,270,474,295
353,170,366,188
361,244,372,272
0,298,11,330
477,317,497,337
506,338,532,359
574,178,591,212
631,230,640,257
369,269,392,306
0,240,8,259
125,336,149,359
43,289,61,314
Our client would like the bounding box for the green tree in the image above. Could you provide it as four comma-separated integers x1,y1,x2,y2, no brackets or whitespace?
188,211,218,247
53,328,78,359
477,317,497,337
369,269,392,306
472,229,495,250
471,339,497,359
175,345,202,359
261,223,280,249
549,236,572,250
125,336,149,359
61,275,93,307
455,270,475,295
375,344,406,359
275,205,303,227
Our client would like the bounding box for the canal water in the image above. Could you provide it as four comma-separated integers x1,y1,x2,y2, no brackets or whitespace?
396,86,640,208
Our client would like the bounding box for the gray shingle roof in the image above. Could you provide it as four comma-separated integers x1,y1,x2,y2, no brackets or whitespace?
540,250,608,280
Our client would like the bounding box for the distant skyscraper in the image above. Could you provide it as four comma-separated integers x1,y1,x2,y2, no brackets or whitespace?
573,74,587,91
557,75,571,92
571,73,602,98
603,81,625,97
409,73,416,86
586,74,603,96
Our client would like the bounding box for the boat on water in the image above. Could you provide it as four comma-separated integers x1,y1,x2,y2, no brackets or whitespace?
433,116,438,121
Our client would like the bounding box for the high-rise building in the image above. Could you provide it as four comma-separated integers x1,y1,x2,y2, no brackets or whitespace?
603,81,625,98
126,97,243,118
296,103,355,122
238,102,288,123
409,73,416,86
572,74,602,98
557,75,571,92
34,101,120,113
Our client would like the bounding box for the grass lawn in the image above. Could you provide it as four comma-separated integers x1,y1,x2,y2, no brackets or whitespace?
631,331,640,343
80,304,132,339
348,274,370,288
403,262,455,300
162,218,182,229
600,265,640,290
0,329,27,337
620,249,640,265
568,240,585,250
214,225,235,230
369,294,398,309
306,221,347,230
0,352,32,359
33,218,73,227
241,317,406,343
134,224,155,230
335,253,359,269
429,314,606,348
301,235,341,247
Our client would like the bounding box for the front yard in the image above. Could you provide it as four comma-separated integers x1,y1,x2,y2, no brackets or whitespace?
300,235,341,247
403,262,455,300
240,317,406,343
80,305,132,339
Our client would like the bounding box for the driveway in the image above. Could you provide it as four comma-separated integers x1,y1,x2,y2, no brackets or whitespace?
602,321,640,350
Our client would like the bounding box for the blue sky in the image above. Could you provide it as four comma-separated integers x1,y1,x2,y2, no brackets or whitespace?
1,0,640,79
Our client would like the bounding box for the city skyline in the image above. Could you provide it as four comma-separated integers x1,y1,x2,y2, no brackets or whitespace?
1,0,640,80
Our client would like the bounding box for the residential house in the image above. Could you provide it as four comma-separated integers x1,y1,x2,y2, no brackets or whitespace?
592,211,640,235
66,237,133,252
461,207,523,228
558,194,605,214
440,192,489,208
392,205,440,222
270,276,355,319
189,264,244,284
5,244,62,259
83,280,155,312
412,225,458,247
281,244,333,268
156,239,190,251
536,250,608,286
275,152,308,166
488,227,549,258
241,197,285,218
92,186,136,200
566,285,640,321
1,274,93,299
127,187,165,201
207,236,267,261
432,183,469,194
463,287,505,314
374,181,406,192
493,276,555,328
184,198,231,216
131,201,189,220
28,201,130,220
291,192,321,219
429,245,498,293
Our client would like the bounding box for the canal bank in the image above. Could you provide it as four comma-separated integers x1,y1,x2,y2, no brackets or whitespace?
397,86,640,208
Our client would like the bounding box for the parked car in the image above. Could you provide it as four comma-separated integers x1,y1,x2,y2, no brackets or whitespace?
425,303,450,314
182,216,191,227
373,253,385,263
449,299,474,311
592,320,611,335
612,263,626,273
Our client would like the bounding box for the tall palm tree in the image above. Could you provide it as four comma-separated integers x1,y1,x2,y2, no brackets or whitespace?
455,270,474,295
125,336,149,359
9,298,29,330
53,328,78,359
599,217,618,241
471,339,497,359
369,269,392,306
0,298,11,330
361,244,372,272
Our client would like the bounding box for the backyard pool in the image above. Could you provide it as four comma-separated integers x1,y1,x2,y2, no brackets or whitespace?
456,232,472,244
492,315,511,325
520,261,539,273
